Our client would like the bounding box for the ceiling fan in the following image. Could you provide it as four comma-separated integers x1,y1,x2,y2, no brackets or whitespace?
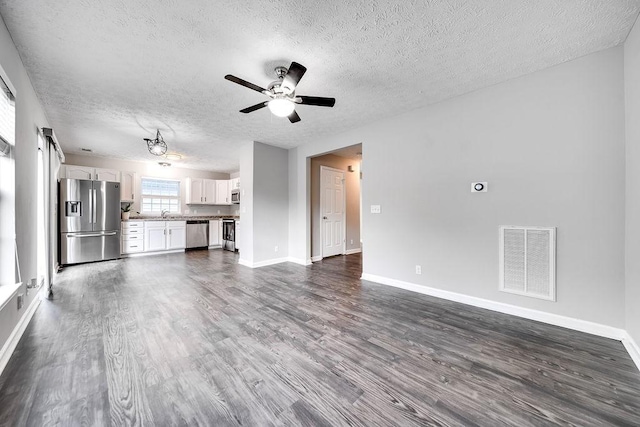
224,62,335,123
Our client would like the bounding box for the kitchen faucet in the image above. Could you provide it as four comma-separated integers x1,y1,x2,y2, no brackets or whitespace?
161,209,169,218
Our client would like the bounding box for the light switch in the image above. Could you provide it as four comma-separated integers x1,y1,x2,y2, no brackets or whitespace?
370,205,381,214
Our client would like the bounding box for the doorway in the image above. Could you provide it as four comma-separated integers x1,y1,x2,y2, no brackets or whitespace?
309,143,362,263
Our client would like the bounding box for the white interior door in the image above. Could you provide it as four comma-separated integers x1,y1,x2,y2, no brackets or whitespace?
321,166,345,258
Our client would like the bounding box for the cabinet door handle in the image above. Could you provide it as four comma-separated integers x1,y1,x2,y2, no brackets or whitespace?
164,229,166,235
132,193,134,200
169,229,172,235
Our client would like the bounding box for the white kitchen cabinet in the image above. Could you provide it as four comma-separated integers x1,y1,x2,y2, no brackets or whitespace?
144,221,186,252
95,168,120,182
62,165,120,182
186,178,216,204
203,180,216,205
121,221,144,254
230,178,240,190
209,219,220,247
63,165,94,180
215,180,230,205
144,221,167,252
186,178,203,204
167,221,187,249
120,171,137,201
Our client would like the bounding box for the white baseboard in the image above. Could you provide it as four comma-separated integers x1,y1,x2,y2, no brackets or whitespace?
0,292,41,377
311,256,322,262
238,257,290,268
345,248,362,255
124,249,185,258
622,332,640,372
360,273,626,341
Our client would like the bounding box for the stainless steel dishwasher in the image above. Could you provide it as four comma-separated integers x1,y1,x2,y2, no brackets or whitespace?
186,220,209,249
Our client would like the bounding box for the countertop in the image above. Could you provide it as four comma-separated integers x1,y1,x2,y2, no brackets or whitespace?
123,215,239,222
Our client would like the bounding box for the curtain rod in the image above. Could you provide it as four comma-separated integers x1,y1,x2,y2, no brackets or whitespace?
41,127,65,162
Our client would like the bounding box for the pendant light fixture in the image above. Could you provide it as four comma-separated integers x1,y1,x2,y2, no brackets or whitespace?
144,130,167,156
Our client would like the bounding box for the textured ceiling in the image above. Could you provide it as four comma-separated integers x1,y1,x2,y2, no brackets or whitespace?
0,1,638,172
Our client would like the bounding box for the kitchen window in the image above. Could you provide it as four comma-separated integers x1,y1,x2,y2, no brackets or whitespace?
141,177,181,214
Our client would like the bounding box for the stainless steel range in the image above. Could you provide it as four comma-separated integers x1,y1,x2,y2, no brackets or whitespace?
222,219,236,252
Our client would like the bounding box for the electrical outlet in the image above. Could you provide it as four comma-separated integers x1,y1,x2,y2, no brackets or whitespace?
193,209,198,214
370,205,381,214
274,246,279,252
415,265,422,275
217,210,221,214
350,239,354,245
17,293,24,310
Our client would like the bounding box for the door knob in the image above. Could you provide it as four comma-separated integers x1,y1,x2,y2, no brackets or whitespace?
323,216,328,220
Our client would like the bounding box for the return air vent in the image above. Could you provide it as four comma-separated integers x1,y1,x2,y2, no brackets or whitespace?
499,226,556,301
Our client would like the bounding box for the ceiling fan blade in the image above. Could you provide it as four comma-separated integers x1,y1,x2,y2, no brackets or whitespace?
282,62,307,93
225,74,267,94
296,96,336,107
288,110,301,123
240,102,268,113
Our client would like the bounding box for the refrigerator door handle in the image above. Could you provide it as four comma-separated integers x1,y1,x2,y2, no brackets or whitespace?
88,187,93,224
92,188,97,224
66,231,118,238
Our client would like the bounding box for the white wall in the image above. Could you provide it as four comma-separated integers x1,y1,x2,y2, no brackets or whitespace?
252,142,289,263
625,17,640,344
289,47,626,328
310,154,361,258
63,153,240,217
238,142,254,264
0,16,50,350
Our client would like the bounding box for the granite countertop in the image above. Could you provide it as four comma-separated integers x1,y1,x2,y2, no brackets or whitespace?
123,215,239,222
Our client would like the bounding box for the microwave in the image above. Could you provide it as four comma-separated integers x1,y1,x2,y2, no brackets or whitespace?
231,189,240,204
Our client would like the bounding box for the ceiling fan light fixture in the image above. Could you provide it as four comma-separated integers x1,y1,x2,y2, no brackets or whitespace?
268,98,295,117
145,129,168,156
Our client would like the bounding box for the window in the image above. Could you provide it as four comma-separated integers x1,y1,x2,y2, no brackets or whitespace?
141,178,180,214
0,74,16,288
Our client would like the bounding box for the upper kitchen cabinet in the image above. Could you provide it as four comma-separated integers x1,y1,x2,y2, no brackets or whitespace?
62,165,120,182
230,177,240,190
186,178,216,205
215,180,230,205
120,171,136,201
94,168,120,182
63,165,93,180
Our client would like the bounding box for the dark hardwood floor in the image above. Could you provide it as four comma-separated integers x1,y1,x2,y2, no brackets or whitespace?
0,250,639,426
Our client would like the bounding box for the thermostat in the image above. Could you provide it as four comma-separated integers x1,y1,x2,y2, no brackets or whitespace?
471,182,488,192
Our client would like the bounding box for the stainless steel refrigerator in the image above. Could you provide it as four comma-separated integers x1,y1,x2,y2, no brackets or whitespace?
59,178,121,265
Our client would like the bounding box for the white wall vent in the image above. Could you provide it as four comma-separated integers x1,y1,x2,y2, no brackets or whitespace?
499,226,556,301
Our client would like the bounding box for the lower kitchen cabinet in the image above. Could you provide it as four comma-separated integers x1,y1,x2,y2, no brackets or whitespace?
143,221,186,252
122,221,144,254
209,219,220,247
167,221,187,249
